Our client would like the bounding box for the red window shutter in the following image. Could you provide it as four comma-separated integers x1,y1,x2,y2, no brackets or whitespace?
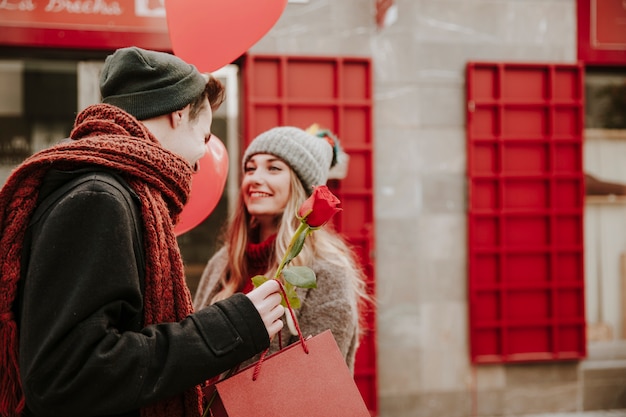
242,54,378,413
466,62,587,363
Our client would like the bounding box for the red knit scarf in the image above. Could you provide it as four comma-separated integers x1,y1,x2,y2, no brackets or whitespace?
0,104,203,417
243,234,277,294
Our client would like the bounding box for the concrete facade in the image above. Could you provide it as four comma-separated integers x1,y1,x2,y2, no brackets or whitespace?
250,1,626,416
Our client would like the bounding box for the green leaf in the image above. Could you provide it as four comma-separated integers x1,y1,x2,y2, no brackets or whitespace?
282,266,317,289
251,275,269,288
286,293,301,310
281,281,301,309
282,227,308,266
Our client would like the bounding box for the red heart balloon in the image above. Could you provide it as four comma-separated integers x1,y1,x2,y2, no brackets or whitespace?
164,0,288,72
175,136,229,236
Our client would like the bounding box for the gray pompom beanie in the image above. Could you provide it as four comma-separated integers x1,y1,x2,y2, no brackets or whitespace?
243,126,333,194
100,46,207,120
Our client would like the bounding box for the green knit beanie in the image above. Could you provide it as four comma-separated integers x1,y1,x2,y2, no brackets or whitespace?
100,46,206,120
243,126,333,194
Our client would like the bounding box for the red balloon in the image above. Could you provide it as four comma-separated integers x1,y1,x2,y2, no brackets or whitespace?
164,0,288,72
175,136,229,236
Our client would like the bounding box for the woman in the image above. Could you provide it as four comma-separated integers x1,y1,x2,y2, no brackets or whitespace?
194,126,368,372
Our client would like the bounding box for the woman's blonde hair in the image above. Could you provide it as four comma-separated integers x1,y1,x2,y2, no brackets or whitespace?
211,169,369,318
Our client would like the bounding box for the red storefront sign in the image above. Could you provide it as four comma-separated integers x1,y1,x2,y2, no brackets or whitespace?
578,0,626,65
0,0,171,50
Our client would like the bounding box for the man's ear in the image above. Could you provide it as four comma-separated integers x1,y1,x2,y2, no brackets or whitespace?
171,109,185,126
171,104,193,128
170,109,184,128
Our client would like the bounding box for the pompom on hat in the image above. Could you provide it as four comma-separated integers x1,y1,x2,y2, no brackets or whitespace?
243,126,334,194
100,46,207,120
306,123,350,181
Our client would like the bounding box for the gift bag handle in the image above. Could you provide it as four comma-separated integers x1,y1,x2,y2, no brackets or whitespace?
252,280,309,381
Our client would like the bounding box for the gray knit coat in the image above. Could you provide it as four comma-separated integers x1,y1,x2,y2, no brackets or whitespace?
193,247,361,372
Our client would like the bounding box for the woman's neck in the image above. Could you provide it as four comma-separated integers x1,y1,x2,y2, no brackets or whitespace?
254,217,279,242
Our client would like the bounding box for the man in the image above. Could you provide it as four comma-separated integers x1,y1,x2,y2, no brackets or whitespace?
0,46,284,417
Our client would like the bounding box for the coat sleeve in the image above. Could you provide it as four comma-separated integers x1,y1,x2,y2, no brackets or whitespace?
18,176,269,416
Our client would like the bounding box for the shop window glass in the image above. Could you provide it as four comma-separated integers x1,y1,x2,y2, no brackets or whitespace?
0,59,76,184
585,70,626,129
583,69,626,346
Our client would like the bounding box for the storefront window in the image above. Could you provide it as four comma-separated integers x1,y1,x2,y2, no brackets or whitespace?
584,68,626,344
585,69,626,129
0,58,77,184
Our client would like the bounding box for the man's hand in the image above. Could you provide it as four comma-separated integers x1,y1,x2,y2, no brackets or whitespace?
246,279,284,338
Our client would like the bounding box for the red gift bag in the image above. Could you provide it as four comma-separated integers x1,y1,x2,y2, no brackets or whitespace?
203,329,370,417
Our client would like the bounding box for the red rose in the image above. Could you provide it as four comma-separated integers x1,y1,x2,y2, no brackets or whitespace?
298,185,342,228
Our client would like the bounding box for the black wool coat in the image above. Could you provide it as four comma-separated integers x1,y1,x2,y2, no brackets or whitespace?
15,169,269,417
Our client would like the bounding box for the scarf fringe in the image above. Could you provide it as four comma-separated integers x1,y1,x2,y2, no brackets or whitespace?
0,317,24,417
